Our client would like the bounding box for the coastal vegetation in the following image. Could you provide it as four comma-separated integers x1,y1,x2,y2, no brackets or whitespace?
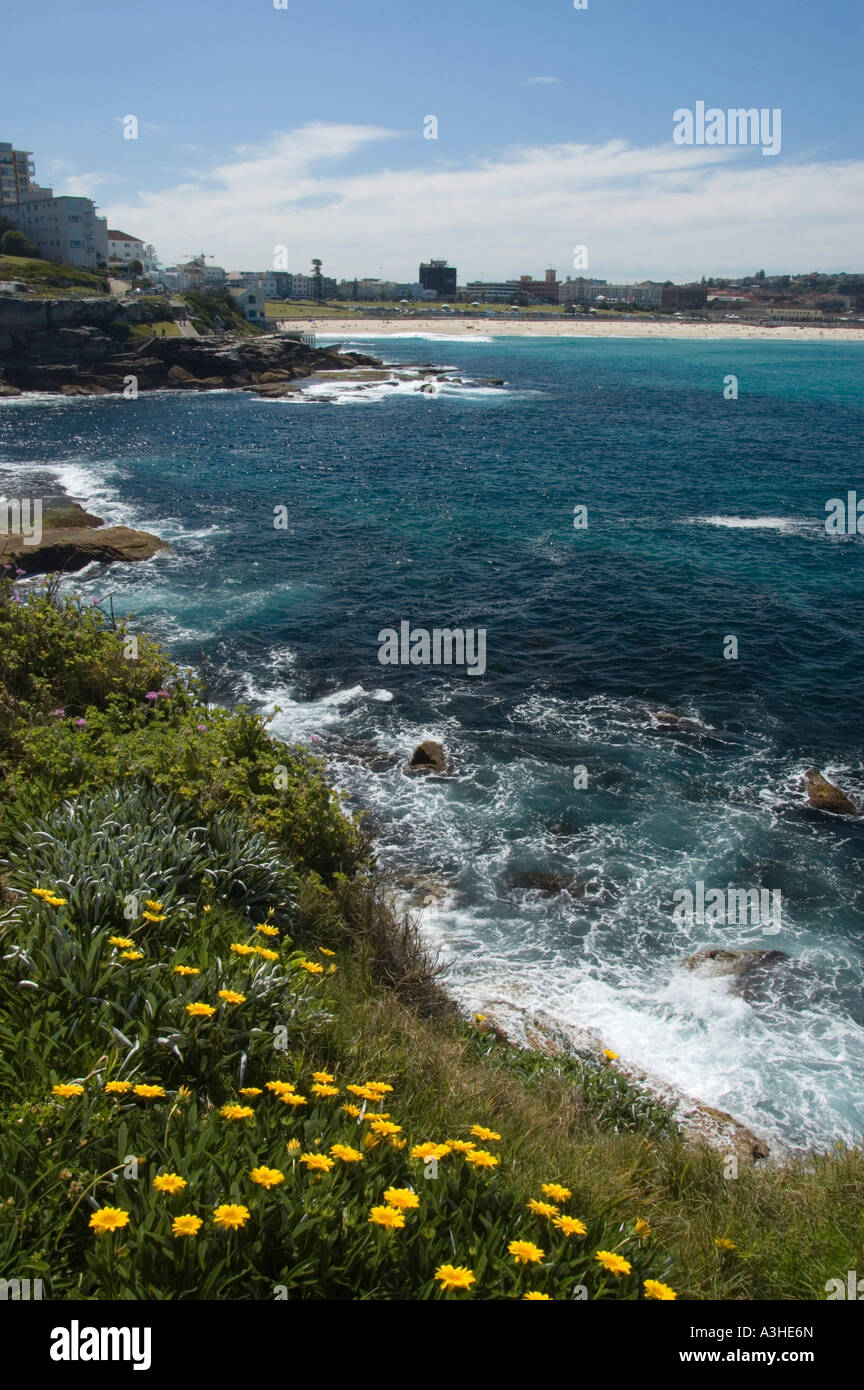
0,576,861,1300
0,253,107,296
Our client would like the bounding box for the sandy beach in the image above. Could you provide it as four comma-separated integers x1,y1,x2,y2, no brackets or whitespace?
285,316,864,343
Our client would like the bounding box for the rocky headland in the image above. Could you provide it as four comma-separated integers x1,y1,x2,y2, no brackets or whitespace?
0,502,169,577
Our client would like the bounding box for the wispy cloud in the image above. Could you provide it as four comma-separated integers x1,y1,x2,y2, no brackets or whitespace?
521,76,559,85
102,124,864,279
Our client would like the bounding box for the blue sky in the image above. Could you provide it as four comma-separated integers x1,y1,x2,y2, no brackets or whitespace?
4,0,863,279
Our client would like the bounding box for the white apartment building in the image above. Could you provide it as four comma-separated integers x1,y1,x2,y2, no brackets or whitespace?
5,190,109,269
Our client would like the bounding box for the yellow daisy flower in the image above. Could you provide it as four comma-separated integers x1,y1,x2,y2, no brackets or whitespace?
173,965,200,976
330,1143,363,1163
464,1148,498,1168
89,1207,130,1234
644,1278,677,1300
171,1214,203,1238
153,1173,187,1194
133,1084,166,1099
213,1203,250,1230
383,1187,420,1210
217,990,246,1005
250,1166,285,1189
528,1199,559,1219
595,1250,631,1276
411,1142,452,1161
470,1124,502,1142
368,1205,405,1230
523,1291,553,1300
185,1002,216,1018
51,1083,84,1099
434,1264,475,1291
104,1081,131,1094
554,1215,587,1237
508,1239,544,1264
300,1152,334,1173
108,936,134,949
219,1104,255,1120
541,1183,572,1203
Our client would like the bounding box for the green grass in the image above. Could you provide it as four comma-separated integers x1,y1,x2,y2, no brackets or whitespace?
0,254,107,295
0,576,861,1301
127,320,182,341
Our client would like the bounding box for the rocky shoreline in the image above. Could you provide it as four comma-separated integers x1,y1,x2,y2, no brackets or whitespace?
0,502,169,577
0,327,384,397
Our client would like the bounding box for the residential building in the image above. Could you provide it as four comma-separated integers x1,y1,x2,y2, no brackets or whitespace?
229,285,267,322
419,259,457,298
5,190,108,269
107,229,145,264
590,283,663,308
559,277,608,304
0,141,36,205
660,285,708,312
464,281,520,302
513,270,560,303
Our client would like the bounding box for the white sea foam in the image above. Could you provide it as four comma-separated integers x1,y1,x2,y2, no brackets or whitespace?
689,515,809,532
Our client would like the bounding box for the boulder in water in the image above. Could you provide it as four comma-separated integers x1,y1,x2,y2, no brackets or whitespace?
407,740,447,774
802,767,857,816
682,948,788,1001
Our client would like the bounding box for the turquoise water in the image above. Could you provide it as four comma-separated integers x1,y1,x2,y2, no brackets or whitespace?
2,333,863,1149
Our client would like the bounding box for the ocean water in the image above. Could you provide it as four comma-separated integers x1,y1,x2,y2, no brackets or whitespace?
2,334,863,1151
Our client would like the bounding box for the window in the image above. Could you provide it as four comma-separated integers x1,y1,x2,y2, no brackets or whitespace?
69,239,83,248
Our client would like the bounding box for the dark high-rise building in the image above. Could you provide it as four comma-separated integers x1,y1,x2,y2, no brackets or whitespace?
419,259,457,298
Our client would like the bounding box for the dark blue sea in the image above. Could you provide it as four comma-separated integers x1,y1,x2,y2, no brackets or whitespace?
3,332,863,1150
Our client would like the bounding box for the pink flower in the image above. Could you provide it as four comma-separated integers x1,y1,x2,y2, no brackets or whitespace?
196,723,208,732
51,708,65,718
75,718,86,728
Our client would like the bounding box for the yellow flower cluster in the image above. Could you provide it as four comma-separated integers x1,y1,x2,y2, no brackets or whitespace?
31,887,67,907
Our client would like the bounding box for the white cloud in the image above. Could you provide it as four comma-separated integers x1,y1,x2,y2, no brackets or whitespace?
521,76,559,85
101,124,864,280
57,171,118,197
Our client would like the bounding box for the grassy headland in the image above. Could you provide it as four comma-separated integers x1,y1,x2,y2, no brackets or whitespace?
0,576,860,1300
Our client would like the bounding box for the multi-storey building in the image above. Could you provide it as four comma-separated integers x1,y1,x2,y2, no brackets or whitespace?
5,190,109,269
419,259,457,298
0,142,37,205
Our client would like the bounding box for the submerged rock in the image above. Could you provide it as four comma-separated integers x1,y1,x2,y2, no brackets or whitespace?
407,740,447,774
682,948,789,1001
802,767,858,816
